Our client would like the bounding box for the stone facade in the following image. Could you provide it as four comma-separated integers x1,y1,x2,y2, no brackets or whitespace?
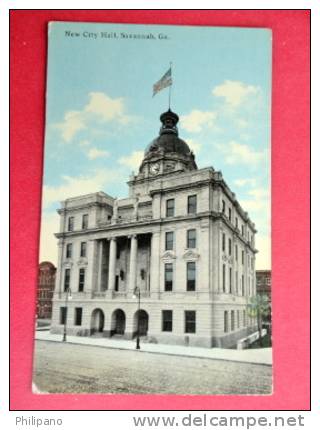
51,110,258,348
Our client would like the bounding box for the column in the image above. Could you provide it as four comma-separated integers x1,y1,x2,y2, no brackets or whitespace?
149,231,160,297
55,239,64,295
108,237,117,290
87,239,99,293
97,240,104,292
128,235,138,292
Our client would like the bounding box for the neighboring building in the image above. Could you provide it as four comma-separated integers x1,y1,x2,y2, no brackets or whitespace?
256,270,271,301
37,261,56,319
256,269,272,329
51,110,258,348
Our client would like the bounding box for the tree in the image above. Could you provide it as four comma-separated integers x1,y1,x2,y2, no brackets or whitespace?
247,295,271,346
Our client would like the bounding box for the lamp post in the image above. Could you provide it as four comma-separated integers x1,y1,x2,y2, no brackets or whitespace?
133,286,141,350
62,287,72,342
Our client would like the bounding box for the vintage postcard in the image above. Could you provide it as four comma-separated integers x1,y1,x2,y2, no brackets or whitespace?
33,21,272,395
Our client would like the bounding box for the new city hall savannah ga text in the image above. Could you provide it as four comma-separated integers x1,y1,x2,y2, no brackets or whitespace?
50,109,258,348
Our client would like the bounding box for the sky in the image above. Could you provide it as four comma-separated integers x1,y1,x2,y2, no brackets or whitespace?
40,22,272,269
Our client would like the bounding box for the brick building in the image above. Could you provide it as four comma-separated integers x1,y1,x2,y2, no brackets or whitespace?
37,261,56,319
50,110,258,348
256,270,271,301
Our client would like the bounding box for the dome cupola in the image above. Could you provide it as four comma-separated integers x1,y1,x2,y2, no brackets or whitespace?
138,109,197,177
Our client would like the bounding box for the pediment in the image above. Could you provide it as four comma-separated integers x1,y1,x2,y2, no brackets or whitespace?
161,251,176,260
182,249,200,260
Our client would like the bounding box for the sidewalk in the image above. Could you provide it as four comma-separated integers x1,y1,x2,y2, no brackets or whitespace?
35,330,272,366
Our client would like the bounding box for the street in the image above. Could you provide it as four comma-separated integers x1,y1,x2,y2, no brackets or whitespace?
33,340,272,395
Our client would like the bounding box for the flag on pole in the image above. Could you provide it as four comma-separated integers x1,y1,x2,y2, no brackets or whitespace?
153,67,172,97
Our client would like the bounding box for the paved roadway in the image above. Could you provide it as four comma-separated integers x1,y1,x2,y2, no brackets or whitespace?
33,340,272,395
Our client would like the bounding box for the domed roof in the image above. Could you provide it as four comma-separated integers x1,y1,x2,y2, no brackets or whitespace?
145,133,191,156
144,109,192,157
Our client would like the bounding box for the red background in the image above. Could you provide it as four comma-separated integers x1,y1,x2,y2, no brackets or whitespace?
10,10,310,410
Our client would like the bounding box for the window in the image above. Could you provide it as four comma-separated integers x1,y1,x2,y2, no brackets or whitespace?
243,310,246,326
235,271,238,294
235,244,238,261
165,232,174,250
224,311,229,333
185,311,196,333
228,208,232,221
242,275,245,296
66,243,72,259
222,233,226,252
222,264,226,292
241,225,244,236
82,214,88,229
115,275,119,292
164,263,173,291
235,217,238,229
229,267,232,293
228,238,232,256
68,216,74,232
162,310,173,332
187,262,196,291
166,199,175,217
222,199,226,213
78,268,85,292
242,250,244,265
64,268,70,292
231,310,235,331
60,307,67,325
187,195,197,214
80,242,87,257
74,308,82,326
251,257,254,270
237,310,240,328
116,243,121,259
187,229,196,248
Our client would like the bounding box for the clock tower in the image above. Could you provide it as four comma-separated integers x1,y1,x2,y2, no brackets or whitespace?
136,109,197,181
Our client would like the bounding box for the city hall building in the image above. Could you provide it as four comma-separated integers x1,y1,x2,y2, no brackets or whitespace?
50,110,258,348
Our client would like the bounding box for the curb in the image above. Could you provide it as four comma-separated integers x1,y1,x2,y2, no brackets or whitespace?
35,337,272,367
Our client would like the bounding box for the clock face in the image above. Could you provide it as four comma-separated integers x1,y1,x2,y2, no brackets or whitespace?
149,162,160,175
164,162,175,172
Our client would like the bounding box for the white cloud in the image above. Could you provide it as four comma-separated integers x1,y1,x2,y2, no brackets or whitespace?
118,150,144,171
55,92,134,142
42,169,119,209
212,80,260,108
180,109,217,133
216,141,265,166
255,235,271,270
239,187,270,215
233,178,257,188
58,110,87,142
185,138,202,154
39,211,60,265
86,147,110,160
84,92,131,124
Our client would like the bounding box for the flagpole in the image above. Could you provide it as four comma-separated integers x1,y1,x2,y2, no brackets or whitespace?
168,62,172,110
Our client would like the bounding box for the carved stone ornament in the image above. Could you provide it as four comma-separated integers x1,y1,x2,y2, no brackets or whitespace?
182,249,200,260
222,255,228,262
63,261,73,267
77,258,88,266
161,250,176,260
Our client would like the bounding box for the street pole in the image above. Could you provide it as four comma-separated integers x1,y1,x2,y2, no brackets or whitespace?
136,287,141,350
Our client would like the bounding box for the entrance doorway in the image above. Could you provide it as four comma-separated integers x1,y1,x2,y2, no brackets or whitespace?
111,309,126,335
90,309,105,335
134,309,149,337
